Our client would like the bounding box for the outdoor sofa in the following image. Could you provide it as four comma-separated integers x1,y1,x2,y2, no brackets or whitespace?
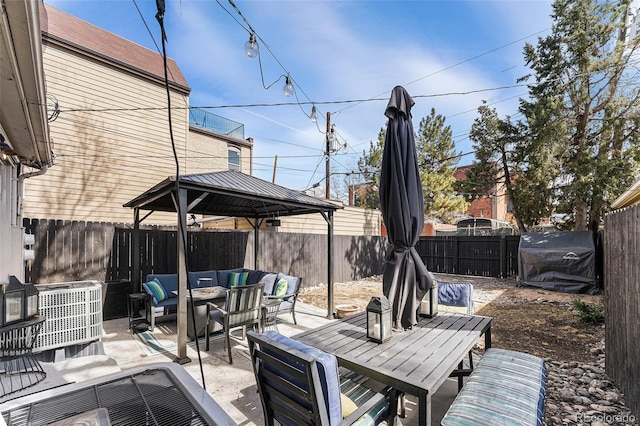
143,268,302,331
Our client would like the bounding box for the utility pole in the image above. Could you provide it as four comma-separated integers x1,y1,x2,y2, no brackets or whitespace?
325,111,331,200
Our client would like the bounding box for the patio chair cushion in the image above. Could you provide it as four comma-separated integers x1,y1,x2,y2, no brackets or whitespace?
228,271,249,287
438,281,473,314
260,330,342,425
188,270,219,287
143,278,168,304
259,273,278,295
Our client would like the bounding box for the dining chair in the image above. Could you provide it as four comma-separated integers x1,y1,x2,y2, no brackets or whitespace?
205,282,264,364
246,330,397,426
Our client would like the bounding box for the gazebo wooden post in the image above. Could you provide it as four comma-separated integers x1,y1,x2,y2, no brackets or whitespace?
327,211,334,318
132,208,140,292
175,186,189,364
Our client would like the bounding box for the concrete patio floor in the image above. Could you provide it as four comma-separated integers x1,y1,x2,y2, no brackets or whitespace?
3,302,463,425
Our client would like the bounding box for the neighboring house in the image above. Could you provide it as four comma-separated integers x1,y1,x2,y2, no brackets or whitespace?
611,178,640,209
453,165,510,222
0,0,53,282
21,3,253,224
207,203,383,236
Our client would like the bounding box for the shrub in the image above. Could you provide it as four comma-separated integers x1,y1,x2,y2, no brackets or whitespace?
572,298,604,324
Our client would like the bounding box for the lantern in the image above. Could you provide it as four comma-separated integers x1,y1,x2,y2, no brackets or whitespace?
366,296,392,343
24,280,40,318
419,282,439,318
1,276,25,326
0,276,39,327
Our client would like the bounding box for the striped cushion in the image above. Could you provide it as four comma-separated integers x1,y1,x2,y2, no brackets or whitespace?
142,278,168,304
442,348,546,426
228,271,248,287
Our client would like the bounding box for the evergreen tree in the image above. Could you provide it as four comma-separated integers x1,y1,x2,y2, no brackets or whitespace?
519,0,640,231
416,108,467,222
354,128,385,209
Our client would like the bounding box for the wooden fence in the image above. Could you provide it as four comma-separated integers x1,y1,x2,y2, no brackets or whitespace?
24,219,521,286
603,205,640,419
23,219,388,287
417,235,521,278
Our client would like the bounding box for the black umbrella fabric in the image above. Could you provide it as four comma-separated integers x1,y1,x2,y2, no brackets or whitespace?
379,86,434,330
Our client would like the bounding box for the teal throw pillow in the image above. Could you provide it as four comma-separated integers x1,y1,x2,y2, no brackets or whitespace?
143,278,168,304
228,271,249,287
274,278,288,297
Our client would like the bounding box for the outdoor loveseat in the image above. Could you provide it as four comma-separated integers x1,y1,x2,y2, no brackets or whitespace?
143,268,302,331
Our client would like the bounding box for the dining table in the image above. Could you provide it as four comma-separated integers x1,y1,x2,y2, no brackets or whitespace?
173,286,228,340
293,311,492,426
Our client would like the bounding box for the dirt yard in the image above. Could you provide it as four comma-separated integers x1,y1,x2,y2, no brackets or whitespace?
298,273,605,363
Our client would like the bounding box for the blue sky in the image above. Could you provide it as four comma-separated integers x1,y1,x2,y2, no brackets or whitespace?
45,0,554,195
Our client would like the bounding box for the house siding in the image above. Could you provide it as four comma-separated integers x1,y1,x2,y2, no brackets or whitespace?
23,37,188,224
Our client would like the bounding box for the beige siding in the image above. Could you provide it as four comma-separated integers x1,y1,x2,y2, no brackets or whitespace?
186,131,252,175
23,44,190,224
212,205,382,236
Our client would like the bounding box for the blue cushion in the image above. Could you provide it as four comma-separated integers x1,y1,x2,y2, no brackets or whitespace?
261,331,342,426
142,278,168,304
438,281,472,308
245,269,264,285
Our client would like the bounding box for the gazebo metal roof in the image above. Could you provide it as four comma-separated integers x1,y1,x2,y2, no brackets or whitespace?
124,170,341,217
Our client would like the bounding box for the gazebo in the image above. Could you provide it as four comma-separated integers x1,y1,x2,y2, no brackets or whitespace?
124,170,342,362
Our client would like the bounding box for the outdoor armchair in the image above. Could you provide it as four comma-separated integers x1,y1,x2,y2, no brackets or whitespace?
205,282,264,364
247,330,397,426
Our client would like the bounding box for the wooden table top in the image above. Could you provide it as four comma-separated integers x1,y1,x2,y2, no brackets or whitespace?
294,311,491,397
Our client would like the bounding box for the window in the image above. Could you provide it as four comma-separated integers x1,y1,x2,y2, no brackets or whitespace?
228,149,240,171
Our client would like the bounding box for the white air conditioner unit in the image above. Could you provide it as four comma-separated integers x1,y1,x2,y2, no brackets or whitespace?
34,281,103,353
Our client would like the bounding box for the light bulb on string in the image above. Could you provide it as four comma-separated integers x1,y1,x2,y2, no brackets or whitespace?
310,105,318,123
283,75,294,97
244,33,259,58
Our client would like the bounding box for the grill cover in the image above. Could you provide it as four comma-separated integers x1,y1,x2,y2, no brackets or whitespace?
518,231,598,294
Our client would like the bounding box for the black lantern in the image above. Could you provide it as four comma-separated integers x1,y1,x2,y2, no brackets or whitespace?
419,282,439,318
0,276,39,327
366,296,392,343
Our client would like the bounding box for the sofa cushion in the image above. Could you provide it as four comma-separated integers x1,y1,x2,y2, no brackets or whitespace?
275,273,301,296
245,269,264,285
260,273,278,295
228,271,249,287
217,268,245,288
188,270,219,287
146,273,179,295
143,278,168,304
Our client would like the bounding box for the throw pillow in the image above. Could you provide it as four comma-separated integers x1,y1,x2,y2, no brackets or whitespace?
228,271,249,287
340,393,358,419
143,278,168,304
274,278,288,297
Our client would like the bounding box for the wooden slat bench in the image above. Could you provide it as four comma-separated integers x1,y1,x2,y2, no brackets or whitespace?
441,348,547,426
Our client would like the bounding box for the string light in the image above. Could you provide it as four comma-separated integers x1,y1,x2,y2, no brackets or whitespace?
244,33,259,58
310,105,318,123
283,75,294,97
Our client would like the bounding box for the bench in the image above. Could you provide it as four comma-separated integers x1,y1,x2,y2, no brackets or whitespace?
441,348,547,426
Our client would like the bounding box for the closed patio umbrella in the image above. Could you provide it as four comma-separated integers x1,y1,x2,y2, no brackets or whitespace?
379,85,434,330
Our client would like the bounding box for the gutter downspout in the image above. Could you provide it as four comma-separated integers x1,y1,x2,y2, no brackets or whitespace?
19,164,48,182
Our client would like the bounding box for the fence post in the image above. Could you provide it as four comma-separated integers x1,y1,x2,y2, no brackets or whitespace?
499,236,506,278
